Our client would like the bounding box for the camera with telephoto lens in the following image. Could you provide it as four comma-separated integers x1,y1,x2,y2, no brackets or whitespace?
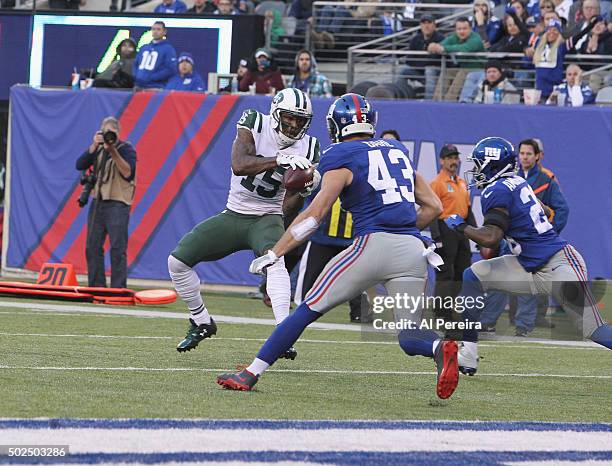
77,170,97,207
103,130,118,145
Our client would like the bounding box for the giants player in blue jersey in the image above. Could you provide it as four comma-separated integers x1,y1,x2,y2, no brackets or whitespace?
444,137,612,374
217,93,462,399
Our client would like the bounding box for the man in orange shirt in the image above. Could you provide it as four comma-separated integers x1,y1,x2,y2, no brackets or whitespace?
430,144,476,319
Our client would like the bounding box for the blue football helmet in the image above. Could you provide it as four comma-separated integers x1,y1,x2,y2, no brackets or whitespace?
466,137,517,189
326,93,377,143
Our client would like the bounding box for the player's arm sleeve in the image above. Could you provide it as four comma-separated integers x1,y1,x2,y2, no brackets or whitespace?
317,147,352,178
548,179,569,233
481,186,511,215
236,109,262,135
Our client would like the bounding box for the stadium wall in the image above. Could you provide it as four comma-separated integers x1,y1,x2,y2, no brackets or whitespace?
5,87,612,284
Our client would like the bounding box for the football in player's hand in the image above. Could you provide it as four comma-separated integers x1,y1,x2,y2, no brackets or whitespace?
283,166,315,191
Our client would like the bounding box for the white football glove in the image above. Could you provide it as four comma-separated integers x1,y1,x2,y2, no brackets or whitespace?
300,168,321,198
249,250,279,275
276,153,312,170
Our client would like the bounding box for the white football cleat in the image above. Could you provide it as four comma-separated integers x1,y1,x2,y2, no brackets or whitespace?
458,341,478,376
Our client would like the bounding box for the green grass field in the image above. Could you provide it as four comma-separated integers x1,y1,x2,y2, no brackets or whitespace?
1,292,611,422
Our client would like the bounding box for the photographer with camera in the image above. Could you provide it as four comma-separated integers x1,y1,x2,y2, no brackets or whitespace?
75,117,136,288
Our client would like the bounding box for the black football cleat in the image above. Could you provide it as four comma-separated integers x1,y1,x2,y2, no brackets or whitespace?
279,346,298,360
176,318,217,352
434,339,459,399
217,368,259,391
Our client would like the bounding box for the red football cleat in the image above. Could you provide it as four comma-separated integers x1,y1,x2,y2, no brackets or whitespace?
434,339,459,399
217,369,259,391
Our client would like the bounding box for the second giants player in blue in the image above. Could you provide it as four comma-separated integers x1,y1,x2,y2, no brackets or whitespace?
446,137,612,375
217,94,461,399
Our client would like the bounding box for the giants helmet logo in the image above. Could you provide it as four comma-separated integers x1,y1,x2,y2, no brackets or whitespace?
484,147,502,159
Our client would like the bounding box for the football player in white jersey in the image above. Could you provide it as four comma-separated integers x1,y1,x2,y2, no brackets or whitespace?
168,88,320,357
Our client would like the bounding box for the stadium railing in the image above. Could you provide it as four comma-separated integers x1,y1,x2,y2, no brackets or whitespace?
347,49,612,101
302,2,470,89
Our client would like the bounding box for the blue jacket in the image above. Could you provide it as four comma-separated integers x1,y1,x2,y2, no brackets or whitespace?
134,40,177,89
520,165,569,233
154,0,187,13
471,16,503,45
165,72,205,92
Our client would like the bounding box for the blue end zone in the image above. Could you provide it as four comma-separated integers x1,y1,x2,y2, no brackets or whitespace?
1,450,612,465
1,418,611,432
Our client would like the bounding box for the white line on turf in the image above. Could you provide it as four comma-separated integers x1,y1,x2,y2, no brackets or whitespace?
0,332,604,351
1,427,611,453
0,300,603,349
0,365,610,379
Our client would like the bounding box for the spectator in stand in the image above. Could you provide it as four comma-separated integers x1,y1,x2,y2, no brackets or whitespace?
265,10,286,45
239,48,285,94
311,0,355,48
470,0,503,48
165,52,205,92
520,10,562,83
510,0,529,22
459,7,530,102
491,7,530,52
187,0,217,14
528,17,596,99
380,129,401,140
474,60,521,103
567,0,603,54
581,18,612,91
545,64,595,105
134,22,177,89
219,58,250,93
289,0,314,34
154,0,187,14
400,14,445,100
93,38,137,89
237,0,254,14
378,9,403,36
538,0,557,20
290,49,332,97
429,17,485,101
214,0,240,14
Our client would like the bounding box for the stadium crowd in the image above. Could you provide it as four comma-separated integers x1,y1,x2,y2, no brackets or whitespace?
13,0,609,105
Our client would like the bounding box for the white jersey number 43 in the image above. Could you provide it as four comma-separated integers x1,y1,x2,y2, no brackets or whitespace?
367,149,415,205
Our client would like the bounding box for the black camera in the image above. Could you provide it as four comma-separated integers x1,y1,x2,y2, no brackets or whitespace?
78,170,97,207
103,130,118,145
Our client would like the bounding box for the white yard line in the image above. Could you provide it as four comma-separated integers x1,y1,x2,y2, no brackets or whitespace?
0,365,610,379
0,332,605,351
1,427,611,453
0,300,605,348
